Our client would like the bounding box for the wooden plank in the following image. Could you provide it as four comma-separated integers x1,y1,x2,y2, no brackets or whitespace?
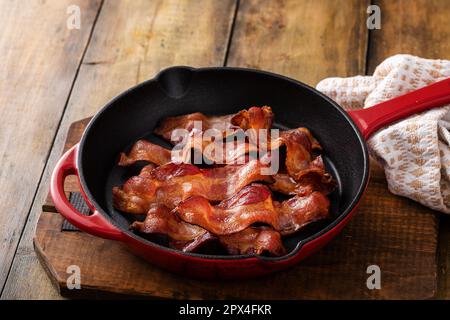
368,0,450,73
0,247,63,300
369,0,450,300
227,0,369,86
0,0,102,293
1,0,237,300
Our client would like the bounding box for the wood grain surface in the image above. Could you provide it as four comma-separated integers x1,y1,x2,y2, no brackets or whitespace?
0,0,102,295
369,0,450,73
1,0,449,299
227,0,369,85
1,0,237,299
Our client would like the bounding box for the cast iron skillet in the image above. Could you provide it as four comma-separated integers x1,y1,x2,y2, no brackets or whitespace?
51,66,450,279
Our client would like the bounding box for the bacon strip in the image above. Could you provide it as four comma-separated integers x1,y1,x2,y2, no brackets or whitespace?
131,205,285,255
118,139,172,166
270,172,336,196
176,184,330,236
154,106,273,143
175,133,259,164
118,135,257,167
176,184,279,235
125,110,324,179
172,122,324,170
115,107,336,256
219,227,286,256
118,129,328,178
271,127,324,181
113,160,274,214
130,204,215,252
154,112,236,142
230,106,273,130
275,191,330,235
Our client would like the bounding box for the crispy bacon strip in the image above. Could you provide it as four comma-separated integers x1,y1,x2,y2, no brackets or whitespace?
270,172,336,196
219,227,286,256
272,127,324,181
126,112,324,178
130,204,215,252
150,108,330,175
118,139,172,166
270,173,298,195
118,128,324,172
154,112,235,142
176,184,279,235
230,106,273,130
113,160,274,214
175,133,258,164
131,205,285,256
275,191,330,235
116,106,337,256
176,184,330,236
154,106,273,143
112,164,157,214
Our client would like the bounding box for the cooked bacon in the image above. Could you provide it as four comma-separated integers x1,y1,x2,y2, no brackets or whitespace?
176,184,279,235
131,205,285,256
150,107,330,175
176,184,330,236
175,133,258,164
270,172,336,196
112,165,157,214
118,139,172,166
275,191,330,235
271,127,324,181
113,160,274,214
130,204,215,252
154,112,236,142
130,204,206,241
173,122,324,169
219,227,286,256
202,139,258,164
115,106,337,256
172,232,217,252
230,106,273,130
270,173,298,195
154,106,273,143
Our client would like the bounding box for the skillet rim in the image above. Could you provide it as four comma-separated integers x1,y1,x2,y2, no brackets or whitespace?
77,66,370,261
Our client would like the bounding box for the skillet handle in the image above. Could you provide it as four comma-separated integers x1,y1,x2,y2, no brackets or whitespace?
50,144,123,241
348,77,450,139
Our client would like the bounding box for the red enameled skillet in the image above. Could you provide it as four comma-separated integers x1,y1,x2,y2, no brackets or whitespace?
51,67,450,279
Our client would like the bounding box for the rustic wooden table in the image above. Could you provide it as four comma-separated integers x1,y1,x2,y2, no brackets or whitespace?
0,0,449,299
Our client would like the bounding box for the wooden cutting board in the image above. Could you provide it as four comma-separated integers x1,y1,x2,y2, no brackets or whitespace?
35,118,439,299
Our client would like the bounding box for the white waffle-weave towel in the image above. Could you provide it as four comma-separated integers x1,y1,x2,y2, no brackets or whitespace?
317,54,450,213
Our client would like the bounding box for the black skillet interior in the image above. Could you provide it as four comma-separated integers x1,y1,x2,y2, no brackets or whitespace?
79,67,369,259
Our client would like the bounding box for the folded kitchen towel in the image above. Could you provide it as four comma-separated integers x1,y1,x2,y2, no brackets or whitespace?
316,54,450,213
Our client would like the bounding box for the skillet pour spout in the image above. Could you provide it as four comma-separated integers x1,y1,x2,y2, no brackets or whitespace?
50,67,450,279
